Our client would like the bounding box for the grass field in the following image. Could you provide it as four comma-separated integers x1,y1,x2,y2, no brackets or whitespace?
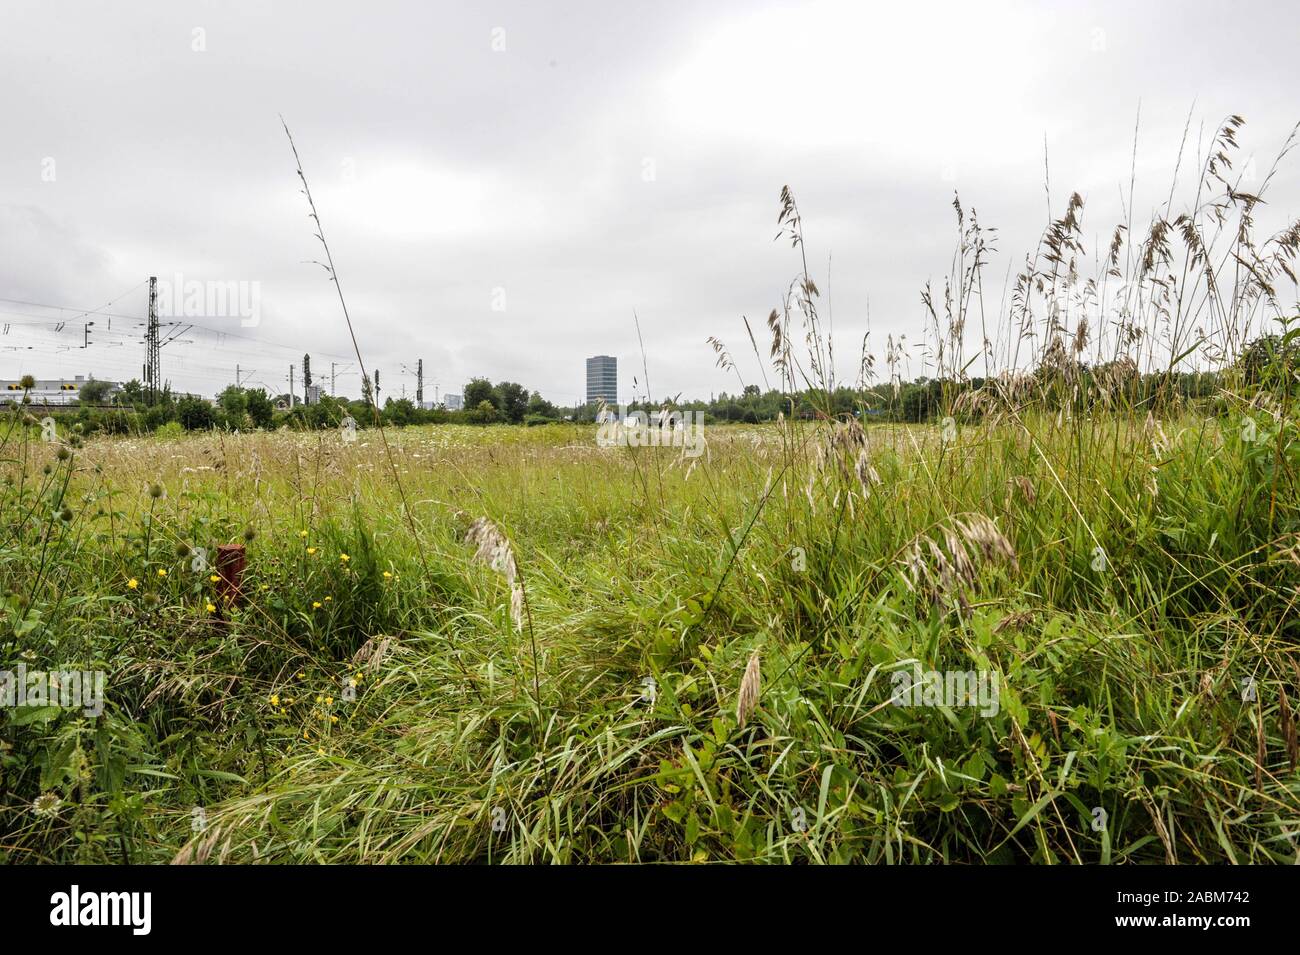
2,407,1298,864
5,113,1300,865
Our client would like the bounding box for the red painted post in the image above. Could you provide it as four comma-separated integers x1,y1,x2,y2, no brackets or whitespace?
216,544,247,608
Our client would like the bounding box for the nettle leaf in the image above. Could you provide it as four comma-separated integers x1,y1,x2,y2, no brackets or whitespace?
11,705,61,726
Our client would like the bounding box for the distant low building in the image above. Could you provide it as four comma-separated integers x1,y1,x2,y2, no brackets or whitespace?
1,375,123,406
444,393,463,411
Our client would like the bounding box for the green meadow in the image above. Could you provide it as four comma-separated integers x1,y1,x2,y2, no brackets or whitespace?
1,406,1297,863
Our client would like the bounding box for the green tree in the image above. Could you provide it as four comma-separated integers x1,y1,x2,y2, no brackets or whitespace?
1241,331,1299,389
218,385,249,422
176,395,215,431
244,388,274,428
468,399,498,424
464,377,497,411
496,381,529,423
527,392,558,419
142,404,174,429
78,378,113,405
384,397,418,425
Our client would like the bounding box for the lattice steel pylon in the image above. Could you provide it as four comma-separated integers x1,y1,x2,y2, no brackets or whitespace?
145,276,160,405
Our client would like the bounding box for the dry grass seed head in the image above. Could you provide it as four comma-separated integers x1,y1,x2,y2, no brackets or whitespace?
902,513,1017,614
736,650,762,728
464,517,526,631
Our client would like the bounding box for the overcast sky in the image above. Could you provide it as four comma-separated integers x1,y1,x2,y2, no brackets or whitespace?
2,0,1298,404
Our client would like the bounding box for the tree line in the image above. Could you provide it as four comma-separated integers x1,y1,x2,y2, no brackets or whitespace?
7,334,1288,438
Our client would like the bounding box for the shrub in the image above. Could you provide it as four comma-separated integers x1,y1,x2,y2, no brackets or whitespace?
177,396,215,431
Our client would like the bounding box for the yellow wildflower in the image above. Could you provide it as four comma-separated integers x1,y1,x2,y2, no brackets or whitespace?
127,578,139,590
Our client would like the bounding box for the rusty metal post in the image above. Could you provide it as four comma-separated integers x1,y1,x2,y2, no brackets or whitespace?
216,544,246,608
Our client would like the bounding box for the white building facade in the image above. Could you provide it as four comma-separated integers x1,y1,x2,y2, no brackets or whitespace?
1,376,123,405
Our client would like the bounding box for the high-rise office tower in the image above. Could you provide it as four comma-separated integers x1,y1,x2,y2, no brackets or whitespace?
586,355,617,406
